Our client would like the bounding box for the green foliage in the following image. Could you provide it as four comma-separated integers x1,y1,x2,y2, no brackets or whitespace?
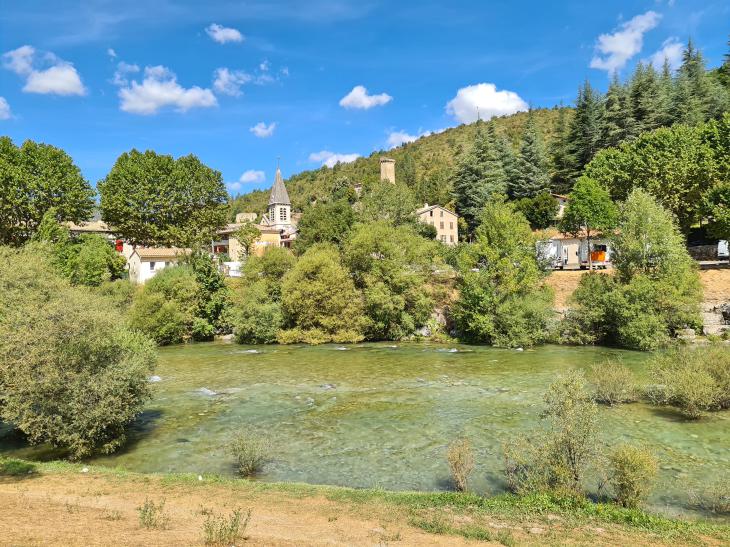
128,265,202,345
452,123,508,233
98,149,228,247
607,444,658,508
447,438,474,492
566,80,602,181
358,179,418,226
586,124,716,232
703,181,730,242
202,508,251,546
232,281,283,344
294,199,355,254
503,371,598,494
230,429,269,477
452,200,554,347
648,345,730,419
562,191,701,350
514,192,559,229
137,498,170,530
279,244,365,344
94,279,137,310
239,246,296,301
559,176,618,242
343,222,436,340
0,246,156,459
510,113,550,198
589,361,637,406
0,137,94,246
182,251,231,335
233,221,261,257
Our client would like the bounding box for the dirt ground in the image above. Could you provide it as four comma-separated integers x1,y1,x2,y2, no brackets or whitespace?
546,267,730,310
0,470,709,547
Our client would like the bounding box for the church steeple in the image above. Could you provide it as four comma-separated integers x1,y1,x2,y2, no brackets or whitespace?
268,162,291,229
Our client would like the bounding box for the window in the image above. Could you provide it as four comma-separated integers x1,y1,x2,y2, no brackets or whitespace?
450,222,454,229
279,208,287,221
440,210,444,217
149,262,156,270
441,235,447,242
439,221,444,229
450,235,454,242
429,210,433,217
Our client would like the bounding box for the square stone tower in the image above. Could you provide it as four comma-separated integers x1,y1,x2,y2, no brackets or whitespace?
380,157,395,183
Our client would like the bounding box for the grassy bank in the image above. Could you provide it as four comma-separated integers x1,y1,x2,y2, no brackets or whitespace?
1,458,728,546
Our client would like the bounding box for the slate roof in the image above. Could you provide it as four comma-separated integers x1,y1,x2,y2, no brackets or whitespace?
268,166,290,205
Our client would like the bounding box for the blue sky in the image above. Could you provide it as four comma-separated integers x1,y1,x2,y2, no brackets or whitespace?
1,0,728,195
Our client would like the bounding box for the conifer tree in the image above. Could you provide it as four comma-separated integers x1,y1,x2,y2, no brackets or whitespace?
550,106,574,194
599,73,635,149
657,58,675,126
497,133,519,197
629,62,662,134
452,123,507,233
511,113,550,198
566,81,602,181
673,39,710,125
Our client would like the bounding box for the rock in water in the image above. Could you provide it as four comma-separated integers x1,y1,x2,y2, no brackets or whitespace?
196,387,218,397
148,375,162,383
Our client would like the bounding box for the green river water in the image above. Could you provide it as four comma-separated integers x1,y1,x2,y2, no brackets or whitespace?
2,341,729,520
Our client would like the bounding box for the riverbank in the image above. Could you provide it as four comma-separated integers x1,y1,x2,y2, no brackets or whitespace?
1,460,728,546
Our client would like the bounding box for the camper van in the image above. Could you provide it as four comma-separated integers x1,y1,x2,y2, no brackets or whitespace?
579,239,611,269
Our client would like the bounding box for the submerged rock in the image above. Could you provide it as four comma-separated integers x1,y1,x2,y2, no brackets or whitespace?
196,387,218,397
321,383,337,390
148,375,162,383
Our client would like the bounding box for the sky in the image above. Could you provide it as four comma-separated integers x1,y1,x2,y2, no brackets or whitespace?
1,0,729,195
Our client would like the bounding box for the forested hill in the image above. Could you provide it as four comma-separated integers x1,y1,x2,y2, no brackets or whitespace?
230,107,569,217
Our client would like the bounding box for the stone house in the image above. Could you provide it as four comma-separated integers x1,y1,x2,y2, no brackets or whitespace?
416,204,459,245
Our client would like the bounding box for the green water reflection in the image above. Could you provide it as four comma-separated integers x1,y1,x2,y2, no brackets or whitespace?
2,341,728,520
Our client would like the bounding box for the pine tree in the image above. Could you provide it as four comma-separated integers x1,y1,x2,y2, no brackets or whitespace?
657,58,675,126
496,133,519,197
673,39,710,125
629,62,662,134
511,113,550,198
550,106,574,194
452,123,507,233
566,81,602,181
599,73,635,149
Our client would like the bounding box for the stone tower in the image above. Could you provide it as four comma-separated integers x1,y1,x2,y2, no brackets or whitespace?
268,164,291,230
380,157,395,183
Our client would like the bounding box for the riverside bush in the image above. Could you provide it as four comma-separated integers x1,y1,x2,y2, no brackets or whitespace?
137,498,170,530
230,430,269,477
590,361,637,406
504,371,598,494
0,246,156,459
203,508,251,546
608,445,658,508
648,345,730,418
447,438,475,492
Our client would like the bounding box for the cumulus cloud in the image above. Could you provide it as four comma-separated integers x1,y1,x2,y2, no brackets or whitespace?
0,97,11,120
250,121,277,138
206,23,244,44
2,45,86,96
213,67,252,96
240,169,266,183
107,48,117,58
646,37,683,70
112,61,139,86
259,59,270,72
116,65,217,115
446,83,528,124
387,130,419,147
590,11,662,73
339,85,392,109
309,150,360,168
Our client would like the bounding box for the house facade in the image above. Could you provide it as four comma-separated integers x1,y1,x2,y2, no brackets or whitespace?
128,247,189,284
416,203,459,245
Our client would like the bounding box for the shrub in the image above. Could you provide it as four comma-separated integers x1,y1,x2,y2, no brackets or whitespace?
503,371,598,494
447,438,475,492
452,200,554,348
232,281,283,344
279,244,365,344
0,246,156,459
137,498,170,530
203,508,251,546
230,430,269,477
95,279,136,310
590,361,637,406
607,444,658,508
689,476,730,515
648,345,730,418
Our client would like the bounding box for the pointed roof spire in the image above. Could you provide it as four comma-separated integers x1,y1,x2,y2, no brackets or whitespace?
268,161,290,205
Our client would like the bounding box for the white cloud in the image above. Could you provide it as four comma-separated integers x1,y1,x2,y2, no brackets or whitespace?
206,23,244,44
646,37,683,70
0,97,11,120
112,61,139,86
445,83,528,124
387,130,419,147
2,45,86,96
259,59,270,72
280,67,290,77
240,169,266,183
213,67,252,96
339,85,392,109
107,48,117,58
250,121,277,138
117,65,217,115
309,150,360,168
590,11,662,73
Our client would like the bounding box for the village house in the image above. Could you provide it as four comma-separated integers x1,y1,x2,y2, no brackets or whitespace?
416,203,459,245
127,247,189,284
